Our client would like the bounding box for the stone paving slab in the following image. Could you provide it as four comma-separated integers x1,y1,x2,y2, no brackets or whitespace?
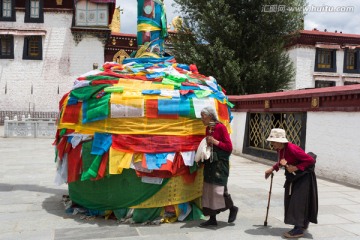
1,136,360,240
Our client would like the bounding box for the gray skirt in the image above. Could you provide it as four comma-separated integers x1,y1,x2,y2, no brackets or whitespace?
201,182,234,216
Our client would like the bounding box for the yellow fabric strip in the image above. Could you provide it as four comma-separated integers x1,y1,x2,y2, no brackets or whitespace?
109,147,133,174
111,97,144,109
131,168,203,208
117,79,152,90
133,153,143,163
110,92,171,104
137,52,161,58
121,91,143,99
58,117,207,136
116,80,174,91
137,23,161,32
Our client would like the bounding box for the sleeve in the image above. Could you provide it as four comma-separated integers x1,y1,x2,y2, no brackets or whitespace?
272,161,280,171
290,144,315,171
216,124,233,152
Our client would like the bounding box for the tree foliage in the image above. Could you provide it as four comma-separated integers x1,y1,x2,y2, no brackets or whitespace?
170,0,306,94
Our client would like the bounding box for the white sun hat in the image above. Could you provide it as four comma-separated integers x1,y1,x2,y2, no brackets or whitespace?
266,128,289,143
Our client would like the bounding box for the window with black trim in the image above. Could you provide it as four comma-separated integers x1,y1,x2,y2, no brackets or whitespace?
344,48,360,73
0,0,16,21
314,48,337,72
23,36,42,60
344,81,360,85
0,34,14,59
315,80,335,88
25,0,44,23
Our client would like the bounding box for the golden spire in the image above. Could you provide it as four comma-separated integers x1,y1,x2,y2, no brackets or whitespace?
109,7,121,33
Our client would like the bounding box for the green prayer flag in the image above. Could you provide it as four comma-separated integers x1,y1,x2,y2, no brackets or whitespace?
69,169,170,210
70,84,110,100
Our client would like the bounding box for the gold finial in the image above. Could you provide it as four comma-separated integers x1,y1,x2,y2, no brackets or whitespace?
171,16,183,32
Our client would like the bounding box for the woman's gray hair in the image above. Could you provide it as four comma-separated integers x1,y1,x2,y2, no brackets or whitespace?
201,106,218,121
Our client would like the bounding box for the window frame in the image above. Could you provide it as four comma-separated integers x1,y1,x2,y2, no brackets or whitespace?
344,81,360,85
0,0,16,22
75,1,109,27
0,34,14,59
314,48,337,73
343,48,360,74
25,0,44,23
315,80,336,88
23,35,43,60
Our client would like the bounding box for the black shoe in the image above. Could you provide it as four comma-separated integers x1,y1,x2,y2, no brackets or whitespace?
302,222,309,230
228,206,238,223
283,227,304,238
199,219,217,227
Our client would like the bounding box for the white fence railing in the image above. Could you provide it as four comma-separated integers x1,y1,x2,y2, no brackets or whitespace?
4,115,56,138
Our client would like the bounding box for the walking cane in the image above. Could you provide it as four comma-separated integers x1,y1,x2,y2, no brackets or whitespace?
264,172,274,226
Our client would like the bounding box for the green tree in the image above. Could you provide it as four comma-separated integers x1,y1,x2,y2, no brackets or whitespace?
171,0,305,94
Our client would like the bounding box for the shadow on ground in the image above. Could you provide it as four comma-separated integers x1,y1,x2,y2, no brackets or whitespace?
245,225,313,239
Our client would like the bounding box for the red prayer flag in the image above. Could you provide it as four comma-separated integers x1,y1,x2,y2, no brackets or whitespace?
67,144,83,183
94,151,109,181
61,102,82,124
217,101,229,121
112,134,203,153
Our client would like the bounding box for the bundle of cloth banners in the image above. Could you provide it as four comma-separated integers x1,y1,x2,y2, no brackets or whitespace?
54,56,234,223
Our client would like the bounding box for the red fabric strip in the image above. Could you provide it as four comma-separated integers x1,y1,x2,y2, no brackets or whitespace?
59,92,70,111
56,137,68,160
145,99,158,118
145,99,178,119
90,80,119,85
217,102,229,121
136,153,197,183
67,143,83,183
98,71,148,81
94,151,109,181
61,102,81,124
112,134,203,153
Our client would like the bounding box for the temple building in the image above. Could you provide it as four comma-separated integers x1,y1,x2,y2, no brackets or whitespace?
0,0,116,122
287,29,360,89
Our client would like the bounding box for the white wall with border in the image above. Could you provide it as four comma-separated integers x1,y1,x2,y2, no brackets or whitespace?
230,111,360,186
306,111,360,186
230,112,247,155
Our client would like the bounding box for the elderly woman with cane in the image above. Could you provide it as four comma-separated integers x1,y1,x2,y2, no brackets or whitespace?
265,128,318,238
198,107,238,227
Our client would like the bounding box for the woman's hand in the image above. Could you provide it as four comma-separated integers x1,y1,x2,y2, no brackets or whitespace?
286,165,298,173
279,158,287,167
206,136,219,146
279,158,298,173
265,167,274,179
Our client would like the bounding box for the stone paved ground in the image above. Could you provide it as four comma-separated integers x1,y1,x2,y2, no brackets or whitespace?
1,128,360,240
